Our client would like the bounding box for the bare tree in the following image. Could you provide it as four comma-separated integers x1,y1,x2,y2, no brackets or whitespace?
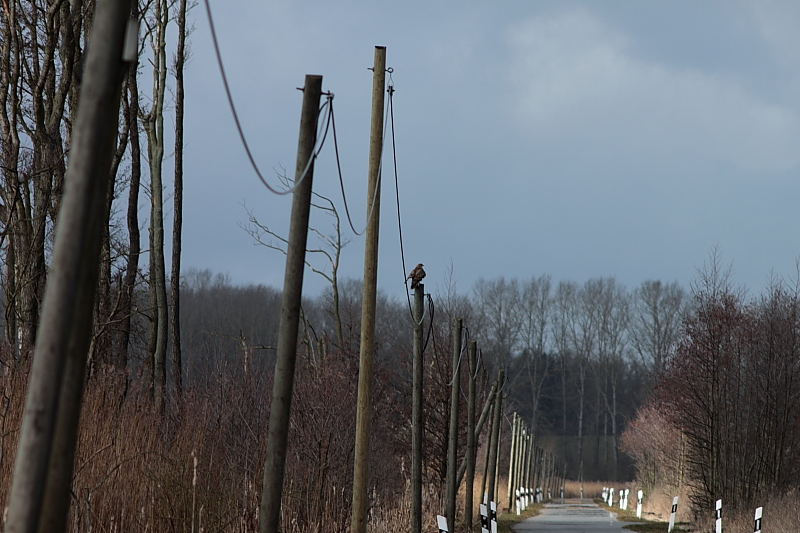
472,276,520,371
551,279,601,470
243,180,351,350
0,0,84,359
518,274,551,435
170,0,191,403
592,277,629,479
116,0,143,370
630,280,685,377
551,280,577,437
140,0,170,412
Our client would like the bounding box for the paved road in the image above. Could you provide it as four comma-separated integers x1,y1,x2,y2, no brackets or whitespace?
512,500,634,533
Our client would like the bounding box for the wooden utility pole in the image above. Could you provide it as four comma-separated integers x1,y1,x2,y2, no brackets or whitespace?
351,45,386,533
445,318,463,531
523,432,532,499
487,370,505,507
411,283,424,533
480,402,493,503
458,376,499,485
507,413,518,511
259,74,323,533
4,1,131,531
465,340,478,532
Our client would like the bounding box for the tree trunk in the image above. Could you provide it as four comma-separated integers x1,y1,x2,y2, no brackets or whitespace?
142,0,169,414
117,41,141,370
170,0,188,405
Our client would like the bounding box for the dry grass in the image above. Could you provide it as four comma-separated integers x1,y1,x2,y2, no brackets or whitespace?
691,489,800,533
638,485,692,523
564,480,608,499
0,354,416,533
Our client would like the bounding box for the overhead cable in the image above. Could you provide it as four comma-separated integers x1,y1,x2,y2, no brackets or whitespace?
203,0,330,195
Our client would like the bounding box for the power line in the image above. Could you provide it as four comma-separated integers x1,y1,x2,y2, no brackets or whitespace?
203,0,329,195
424,293,435,355
447,325,471,386
385,80,421,324
329,86,389,236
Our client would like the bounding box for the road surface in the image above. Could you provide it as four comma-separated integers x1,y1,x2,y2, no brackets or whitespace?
512,499,635,533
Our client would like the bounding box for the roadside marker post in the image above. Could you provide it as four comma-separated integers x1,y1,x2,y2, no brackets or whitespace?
668,496,678,533
436,515,448,533
480,503,489,533
715,499,722,533
753,506,762,533
636,490,643,519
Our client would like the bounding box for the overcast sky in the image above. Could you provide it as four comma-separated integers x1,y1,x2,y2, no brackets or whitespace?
172,0,800,300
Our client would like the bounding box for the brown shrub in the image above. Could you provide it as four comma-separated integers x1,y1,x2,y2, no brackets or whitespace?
0,345,413,532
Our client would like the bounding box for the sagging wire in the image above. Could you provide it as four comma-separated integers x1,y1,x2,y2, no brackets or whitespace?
473,348,484,380
409,293,430,327
459,344,485,403
388,80,416,322
446,325,471,386
203,0,331,195
329,70,392,237
383,74,427,332
499,372,511,399
422,294,435,355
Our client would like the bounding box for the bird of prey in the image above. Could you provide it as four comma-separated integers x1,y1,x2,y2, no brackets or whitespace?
407,263,426,289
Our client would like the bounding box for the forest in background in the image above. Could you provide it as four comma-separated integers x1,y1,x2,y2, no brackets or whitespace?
1,261,686,531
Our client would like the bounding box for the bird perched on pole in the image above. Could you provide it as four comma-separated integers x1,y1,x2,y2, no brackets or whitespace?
407,263,426,289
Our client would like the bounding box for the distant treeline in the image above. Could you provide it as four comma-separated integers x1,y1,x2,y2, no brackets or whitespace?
172,267,686,483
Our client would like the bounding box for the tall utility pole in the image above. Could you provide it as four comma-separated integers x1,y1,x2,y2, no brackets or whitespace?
480,374,503,504
411,283,424,533
507,413,519,512
259,74,323,533
480,402,493,503
351,45,386,533
522,431,531,500
445,318,463,531
465,340,478,532
458,376,499,486
4,1,132,531
487,370,505,507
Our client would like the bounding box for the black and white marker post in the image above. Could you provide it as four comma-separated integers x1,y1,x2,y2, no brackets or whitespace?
753,506,762,533
636,490,643,519
715,499,722,533
668,496,679,533
480,502,489,533
436,515,448,533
